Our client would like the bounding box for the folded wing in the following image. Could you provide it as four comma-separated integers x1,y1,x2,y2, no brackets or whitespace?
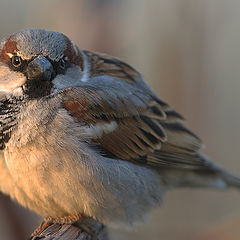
61,85,212,170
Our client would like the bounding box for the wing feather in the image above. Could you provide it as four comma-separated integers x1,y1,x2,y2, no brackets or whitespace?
61,85,210,169
59,51,211,169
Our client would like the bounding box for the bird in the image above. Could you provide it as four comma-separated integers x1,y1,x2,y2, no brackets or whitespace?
0,28,239,235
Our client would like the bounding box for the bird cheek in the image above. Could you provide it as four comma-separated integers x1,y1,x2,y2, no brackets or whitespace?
0,65,26,95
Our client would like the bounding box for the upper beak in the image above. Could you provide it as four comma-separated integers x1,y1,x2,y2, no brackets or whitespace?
26,55,55,81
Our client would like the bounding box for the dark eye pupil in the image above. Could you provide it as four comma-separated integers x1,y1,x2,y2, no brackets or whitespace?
12,56,22,67
59,59,65,68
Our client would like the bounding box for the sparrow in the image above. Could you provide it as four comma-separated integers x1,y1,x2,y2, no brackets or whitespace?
0,28,239,234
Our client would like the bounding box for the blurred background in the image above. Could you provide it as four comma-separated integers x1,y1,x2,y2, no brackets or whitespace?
0,0,240,239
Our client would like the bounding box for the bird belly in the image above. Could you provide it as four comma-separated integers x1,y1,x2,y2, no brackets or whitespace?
3,141,164,227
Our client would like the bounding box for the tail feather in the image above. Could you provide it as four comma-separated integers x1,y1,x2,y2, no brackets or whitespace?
217,169,240,189
159,153,240,190
197,153,240,189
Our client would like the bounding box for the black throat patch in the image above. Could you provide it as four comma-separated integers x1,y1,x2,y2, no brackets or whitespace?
22,79,52,99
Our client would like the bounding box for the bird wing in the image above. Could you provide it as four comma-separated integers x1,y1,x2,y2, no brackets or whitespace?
60,51,212,170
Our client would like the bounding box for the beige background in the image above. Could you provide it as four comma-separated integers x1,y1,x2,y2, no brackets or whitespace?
0,1,240,239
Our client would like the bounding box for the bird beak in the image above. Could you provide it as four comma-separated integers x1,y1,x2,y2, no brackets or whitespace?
26,55,55,82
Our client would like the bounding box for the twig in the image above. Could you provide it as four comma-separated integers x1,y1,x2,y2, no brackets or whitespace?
29,217,109,240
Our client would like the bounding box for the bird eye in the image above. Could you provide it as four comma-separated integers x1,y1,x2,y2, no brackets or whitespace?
59,58,66,69
11,56,22,68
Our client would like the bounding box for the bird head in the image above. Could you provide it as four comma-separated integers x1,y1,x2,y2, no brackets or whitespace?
0,28,83,99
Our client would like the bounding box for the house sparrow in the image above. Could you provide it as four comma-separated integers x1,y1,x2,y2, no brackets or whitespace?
0,29,239,233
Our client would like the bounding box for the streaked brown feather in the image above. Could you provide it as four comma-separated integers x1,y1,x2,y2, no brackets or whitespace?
61,51,207,170
84,50,140,83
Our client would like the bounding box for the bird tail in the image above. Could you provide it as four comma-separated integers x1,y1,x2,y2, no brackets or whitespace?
216,168,240,189
161,164,240,191
193,153,240,190
159,153,240,190
201,153,240,189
